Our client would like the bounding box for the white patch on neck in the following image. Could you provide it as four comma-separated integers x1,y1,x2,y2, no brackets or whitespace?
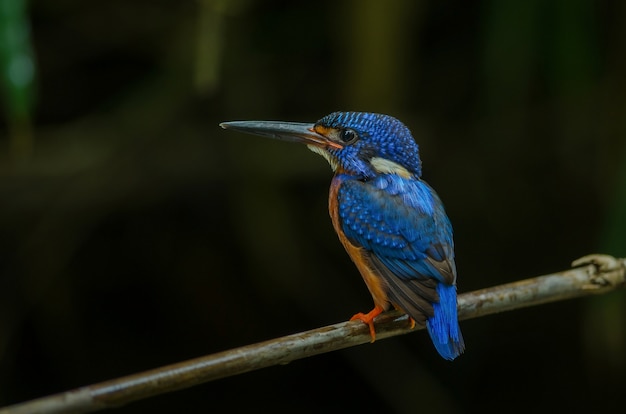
370,157,411,178
307,145,338,171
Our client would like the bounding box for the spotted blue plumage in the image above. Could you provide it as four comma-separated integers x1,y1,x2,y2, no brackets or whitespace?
339,175,448,281
336,172,464,360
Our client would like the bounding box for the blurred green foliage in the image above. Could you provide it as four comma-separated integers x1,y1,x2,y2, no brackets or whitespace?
0,1,625,413
0,0,36,158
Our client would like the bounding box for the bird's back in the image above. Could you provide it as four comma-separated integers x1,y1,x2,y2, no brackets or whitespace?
331,171,464,360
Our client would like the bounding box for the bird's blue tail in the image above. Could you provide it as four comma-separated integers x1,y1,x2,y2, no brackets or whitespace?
426,283,465,360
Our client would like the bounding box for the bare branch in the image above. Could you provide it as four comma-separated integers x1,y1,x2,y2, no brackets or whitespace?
2,254,624,414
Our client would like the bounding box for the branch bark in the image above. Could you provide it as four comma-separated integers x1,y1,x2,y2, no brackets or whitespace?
2,254,624,414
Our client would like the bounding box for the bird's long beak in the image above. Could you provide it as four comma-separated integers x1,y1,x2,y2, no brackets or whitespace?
219,120,343,149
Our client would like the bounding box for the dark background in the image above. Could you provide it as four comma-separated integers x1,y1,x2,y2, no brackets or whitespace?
1,1,625,412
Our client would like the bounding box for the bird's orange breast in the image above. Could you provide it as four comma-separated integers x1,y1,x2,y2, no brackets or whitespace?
328,174,390,310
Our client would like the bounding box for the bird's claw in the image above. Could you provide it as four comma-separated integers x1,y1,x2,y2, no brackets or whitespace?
408,316,416,330
350,305,384,342
350,313,377,342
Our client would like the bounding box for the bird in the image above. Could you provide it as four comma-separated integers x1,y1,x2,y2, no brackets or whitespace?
220,111,464,360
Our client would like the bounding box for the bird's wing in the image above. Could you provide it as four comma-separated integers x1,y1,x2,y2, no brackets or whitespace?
337,174,456,321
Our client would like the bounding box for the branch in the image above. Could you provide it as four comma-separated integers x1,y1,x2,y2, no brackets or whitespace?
2,254,624,414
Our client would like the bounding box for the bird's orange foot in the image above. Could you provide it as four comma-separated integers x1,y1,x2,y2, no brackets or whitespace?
408,316,416,330
350,305,384,342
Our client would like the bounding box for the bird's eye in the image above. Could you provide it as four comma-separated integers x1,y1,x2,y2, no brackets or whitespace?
339,128,358,143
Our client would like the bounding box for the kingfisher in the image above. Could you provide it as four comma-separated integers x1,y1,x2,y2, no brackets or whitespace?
220,111,464,360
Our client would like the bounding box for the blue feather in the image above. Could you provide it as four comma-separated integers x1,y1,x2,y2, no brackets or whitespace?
338,174,453,283
337,172,464,359
427,284,465,360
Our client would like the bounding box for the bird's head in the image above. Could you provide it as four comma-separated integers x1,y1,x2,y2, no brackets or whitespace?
220,111,422,179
